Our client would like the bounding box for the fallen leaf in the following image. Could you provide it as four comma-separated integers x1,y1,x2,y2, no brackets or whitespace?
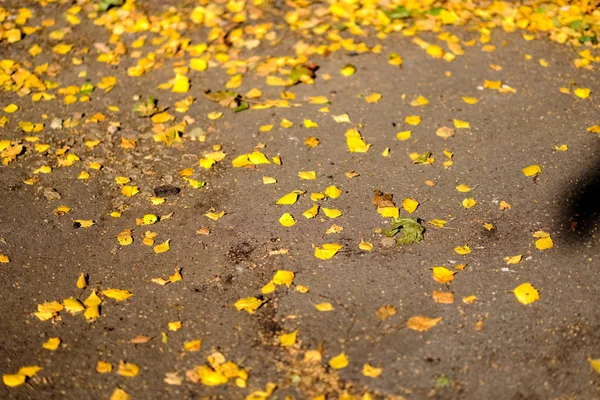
513,282,540,305
234,297,266,313
314,302,334,311
328,352,349,369
314,243,343,259
432,291,454,304
407,316,442,331
432,266,455,283
375,305,396,321
278,330,298,347
522,165,541,177
42,337,61,350
362,364,383,378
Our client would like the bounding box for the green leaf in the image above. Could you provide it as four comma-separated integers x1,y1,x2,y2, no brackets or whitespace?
233,101,249,113
386,6,411,19
381,218,425,245
97,0,124,12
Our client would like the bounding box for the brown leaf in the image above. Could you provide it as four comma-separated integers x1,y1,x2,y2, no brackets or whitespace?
432,291,454,304
375,304,397,321
436,126,455,139
129,335,154,344
372,189,395,208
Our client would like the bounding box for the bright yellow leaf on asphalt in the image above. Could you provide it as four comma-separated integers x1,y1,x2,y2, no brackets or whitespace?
259,124,273,132
462,198,477,209
432,266,455,283
574,87,591,99
303,119,319,128
329,352,349,369
279,213,296,227
405,115,421,125
96,361,113,374
365,93,382,103
315,302,334,311
402,198,419,214
324,185,342,199
454,119,470,129
168,321,182,331
277,192,299,205
462,97,478,104
63,298,85,313
407,316,442,331
454,245,471,255
345,129,370,152
303,205,319,219
362,364,383,378
121,185,139,197
513,283,539,305
308,96,329,104
588,359,600,373
534,231,553,250
154,240,170,253
103,289,133,302
273,270,294,287
359,240,373,252
3,373,26,387
74,219,95,228
322,208,342,218
305,136,320,147
234,297,265,313
172,75,190,93
42,337,61,351
340,64,356,76
110,388,131,400
588,125,600,134
410,95,429,107
456,184,472,192
522,165,541,177
248,151,270,165
53,43,73,54
205,211,225,220
279,330,298,347
3,104,18,113
315,243,342,260
299,171,317,180
207,112,223,120
117,361,139,377
190,58,208,71
280,119,293,128
377,207,399,218
184,340,202,352
502,255,521,265
396,130,411,141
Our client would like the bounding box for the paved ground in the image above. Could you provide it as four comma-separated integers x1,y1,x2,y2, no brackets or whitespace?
0,1,599,399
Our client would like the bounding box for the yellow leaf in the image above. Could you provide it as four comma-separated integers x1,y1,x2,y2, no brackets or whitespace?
304,136,320,148
315,243,343,260
184,339,202,352
262,176,276,185
462,198,477,209
74,271,87,288
322,208,342,218
74,219,95,228
279,213,296,227
0,254,9,263
535,236,553,250
154,240,171,253
462,97,478,104
410,95,429,107
249,151,270,165
245,88,262,98
456,184,472,192
463,295,477,304
432,267,455,283
328,352,349,369
553,144,568,151
280,119,293,128
298,171,317,180
453,119,470,129
110,388,131,400
261,281,276,294
484,80,502,89
402,198,419,214
375,304,396,320
314,302,334,311
396,130,411,141
333,114,351,123
168,321,182,331
115,176,131,185
3,104,18,113
340,64,356,76
365,93,382,103
513,282,540,305
234,297,265,313
362,364,382,378
2,374,26,387
18,366,42,378
117,361,139,377
295,285,309,293
303,205,319,219
259,124,273,132
205,211,225,220
151,112,174,124
574,87,591,99
190,58,208,71
432,291,455,304
324,185,342,199
522,165,541,177
273,270,294,287
345,129,370,152
504,255,522,264
279,330,298,347
377,207,399,218
63,297,85,313
308,96,329,104
42,337,61,351
454,245,471,255
96,361,113,374
207,112,223,120
276,192,299,205
405,115,421,126
121,185,139,197
588,359,600,374
407,316,442,331
587,125,600,134
172,75,190,93
303,119,319,128
102,289,133,302
311,192,325,201
359,240,373,252
52,43,73,54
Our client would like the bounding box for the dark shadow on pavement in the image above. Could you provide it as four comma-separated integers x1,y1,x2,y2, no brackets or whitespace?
560,154,600,244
